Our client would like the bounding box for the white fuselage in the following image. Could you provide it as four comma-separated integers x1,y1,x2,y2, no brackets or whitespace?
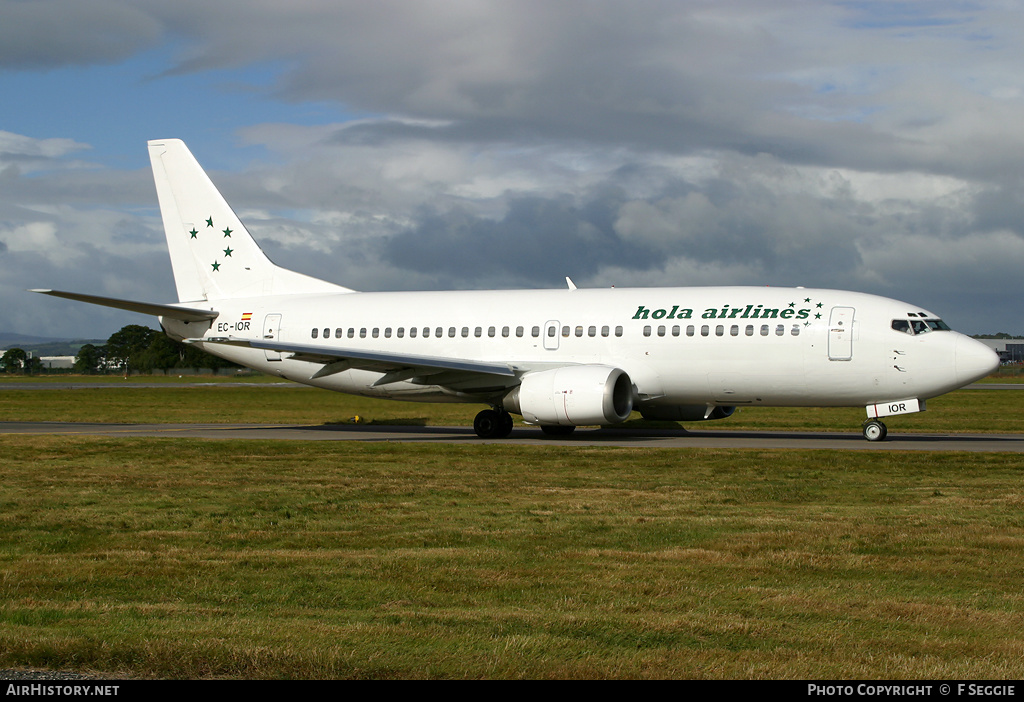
162,285,997,414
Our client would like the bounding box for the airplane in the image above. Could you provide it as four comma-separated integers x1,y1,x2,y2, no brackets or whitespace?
32,139,1000,441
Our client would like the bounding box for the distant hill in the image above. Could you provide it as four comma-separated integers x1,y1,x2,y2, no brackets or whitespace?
0,333,105,356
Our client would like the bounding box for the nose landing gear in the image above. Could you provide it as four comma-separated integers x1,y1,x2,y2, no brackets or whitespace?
862,419,888,442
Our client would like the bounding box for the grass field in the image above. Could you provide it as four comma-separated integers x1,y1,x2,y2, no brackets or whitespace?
1,376,1023,679
1,379,1023,434
2,436,1024,679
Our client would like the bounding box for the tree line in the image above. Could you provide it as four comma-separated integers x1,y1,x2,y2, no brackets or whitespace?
2,325,240,375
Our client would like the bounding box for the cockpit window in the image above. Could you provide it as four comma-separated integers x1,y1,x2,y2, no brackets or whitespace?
892,318,951,335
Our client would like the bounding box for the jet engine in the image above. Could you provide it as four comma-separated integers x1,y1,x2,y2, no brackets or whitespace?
639,405,736,422
504,365,634,427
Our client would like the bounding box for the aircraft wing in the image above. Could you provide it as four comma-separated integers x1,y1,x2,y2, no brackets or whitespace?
197,336,518,388
30,289,219,323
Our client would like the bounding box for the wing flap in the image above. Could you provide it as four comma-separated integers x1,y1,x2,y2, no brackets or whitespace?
197,337,518,386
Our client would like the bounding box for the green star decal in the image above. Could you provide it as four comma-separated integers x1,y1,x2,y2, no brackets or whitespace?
206,217,214,227
815,313,822,319
223,228,232,237
223,247,233,257
804,297,811,303
189,228,198,239
211,261,220,272
816,302,823,308
788,301,796,308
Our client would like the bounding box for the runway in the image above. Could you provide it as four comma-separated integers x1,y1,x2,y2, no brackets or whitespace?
3,420,1023,451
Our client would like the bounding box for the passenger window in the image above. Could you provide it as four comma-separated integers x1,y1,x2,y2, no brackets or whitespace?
360,328,367,338
311,328,318,339
409,327,417,338
436,327,443,338
488,326,496,337
657,325,666,337
775,325,784,336
348,328,355,338
562,326,570,337
701,325,709,337
323,328,330,339
335,328,343,339
589,326,597,337
474,327,482,337
448,327,456,338
532,326,540,337
601,325,610,337
546,326,555,338
575,326,584,337
461,327,469,338
372,328,379,338
615,326,623,337
384,327,392,338
791,325,800,336
730,325,739,336
516,326,524,338
643,325,652,337
716,325,724,336
686,325,695,337
397,328,404,338
761,325,769,336
672,325,680,337
745,325,753,336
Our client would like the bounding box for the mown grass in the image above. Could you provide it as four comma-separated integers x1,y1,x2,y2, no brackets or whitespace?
2,436,1024,678
1,381,1022,434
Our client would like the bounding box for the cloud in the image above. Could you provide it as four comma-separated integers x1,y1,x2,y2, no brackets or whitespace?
0,0,160,69
3,2,1024,337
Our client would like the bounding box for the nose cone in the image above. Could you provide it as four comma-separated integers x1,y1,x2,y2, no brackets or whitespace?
955,335,1000,386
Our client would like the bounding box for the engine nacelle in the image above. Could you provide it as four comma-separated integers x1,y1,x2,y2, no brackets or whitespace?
640,405,736,422
504,365,634,427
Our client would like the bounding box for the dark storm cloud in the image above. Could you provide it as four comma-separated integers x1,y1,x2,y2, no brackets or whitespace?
0,0,160,68
386,191,661,287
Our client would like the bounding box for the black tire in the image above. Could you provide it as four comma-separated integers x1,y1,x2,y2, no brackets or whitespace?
862,420,887,442
471,409,503,437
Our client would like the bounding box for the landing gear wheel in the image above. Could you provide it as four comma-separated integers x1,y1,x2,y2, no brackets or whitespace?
862,419,888,442
474,409,514,439
540,425,576,437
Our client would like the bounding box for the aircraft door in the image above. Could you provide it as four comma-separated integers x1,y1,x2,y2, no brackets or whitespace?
263,314,282,361
543,320,560,350
828,306,855,361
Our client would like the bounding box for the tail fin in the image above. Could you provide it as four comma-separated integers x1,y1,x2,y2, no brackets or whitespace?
148,139,353,302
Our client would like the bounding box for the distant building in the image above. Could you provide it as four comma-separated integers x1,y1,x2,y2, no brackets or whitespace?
39,356,75,369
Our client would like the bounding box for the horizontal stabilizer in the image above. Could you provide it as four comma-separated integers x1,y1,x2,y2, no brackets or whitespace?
30,289,219,323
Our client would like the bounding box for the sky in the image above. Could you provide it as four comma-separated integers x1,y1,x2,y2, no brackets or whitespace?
3,0,1024,339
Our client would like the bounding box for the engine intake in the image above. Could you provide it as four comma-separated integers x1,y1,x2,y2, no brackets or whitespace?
504,365,634,426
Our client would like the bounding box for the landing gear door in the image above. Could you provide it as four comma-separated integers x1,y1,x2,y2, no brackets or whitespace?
828,306,855,361
263,314,282,361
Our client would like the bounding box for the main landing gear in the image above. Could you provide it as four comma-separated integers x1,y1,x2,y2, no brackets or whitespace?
862,419,888,442
473,408,515,439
